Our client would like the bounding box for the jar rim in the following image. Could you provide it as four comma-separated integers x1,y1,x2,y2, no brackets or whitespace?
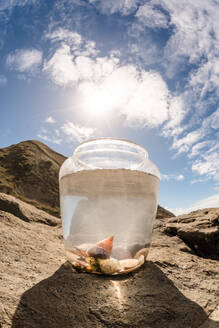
74,137,147,155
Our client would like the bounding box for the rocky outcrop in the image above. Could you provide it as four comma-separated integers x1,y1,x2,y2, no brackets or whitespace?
0,192,60,226
0,140,66,216
163,208,219,259
156,205,175,220
0,193,218,328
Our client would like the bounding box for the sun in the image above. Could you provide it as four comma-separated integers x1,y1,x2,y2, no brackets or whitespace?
79,82,115,118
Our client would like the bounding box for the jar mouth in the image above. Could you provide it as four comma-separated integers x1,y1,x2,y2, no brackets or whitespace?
73,137,148,170
74,137,148,156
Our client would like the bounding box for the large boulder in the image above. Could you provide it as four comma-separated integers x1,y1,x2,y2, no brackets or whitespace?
163,208,219,258
0,194,218,328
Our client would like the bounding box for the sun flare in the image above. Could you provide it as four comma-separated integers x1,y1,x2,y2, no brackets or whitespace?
78,82,118,118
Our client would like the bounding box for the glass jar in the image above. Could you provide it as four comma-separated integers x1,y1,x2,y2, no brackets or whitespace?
59,138,160,275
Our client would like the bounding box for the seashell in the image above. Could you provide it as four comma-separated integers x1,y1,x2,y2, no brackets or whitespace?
97,236,114,254
85,257,99,272
111,247,131,260
119,258,139,270
66,249,79,263
134,247,149,260
97,258,121,275
72,247,87,257
77,243,94,254
87,246,109,259
138,255,144,266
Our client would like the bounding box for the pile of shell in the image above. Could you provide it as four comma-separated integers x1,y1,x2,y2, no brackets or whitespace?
66,236,148,275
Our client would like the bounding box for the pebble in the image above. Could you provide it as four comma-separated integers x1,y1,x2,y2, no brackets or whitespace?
97,258,121,275
111,247,132,260
87,246,109,259
119,258,139,270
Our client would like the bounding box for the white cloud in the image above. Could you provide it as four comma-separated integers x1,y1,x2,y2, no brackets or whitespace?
176,174,184,181
187,58,219,112
156,0,219,65
170,194,219,215
192,152,219,182
43,37,117,86
6,48,42,73
37,134,61,144
43,21,218,186
161,173,184,181
0,74,7,86
78,65,170,127
45,27,98,57
88,0,139,16
45,116,56,124
188,141,212,158
45,28,82,47
44,30,172,128
75,64,171,128
135,3,169,29
203,107,219,131
171,129,204,154
61,121,96,143
0,0,37,11
162,96,185,137
43,45,79,85
118,69,170,127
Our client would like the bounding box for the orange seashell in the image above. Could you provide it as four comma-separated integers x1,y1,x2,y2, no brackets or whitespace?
97,236,114,253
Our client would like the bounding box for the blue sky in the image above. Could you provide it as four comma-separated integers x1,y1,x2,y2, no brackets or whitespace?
0,0,218,214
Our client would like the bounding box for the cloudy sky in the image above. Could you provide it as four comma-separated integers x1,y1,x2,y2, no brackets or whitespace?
0,0,218,214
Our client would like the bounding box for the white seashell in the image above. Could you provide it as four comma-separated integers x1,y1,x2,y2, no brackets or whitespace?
119,258,139,270
138,255,145,266
77,243,94,253
97,258,121,275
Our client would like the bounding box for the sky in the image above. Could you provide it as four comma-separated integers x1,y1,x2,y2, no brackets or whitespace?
0,0,218,214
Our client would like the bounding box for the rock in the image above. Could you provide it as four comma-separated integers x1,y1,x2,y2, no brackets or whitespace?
156,205,175,220
111,247,132,260
87,246,109,259
97,258,121,274
87,236,114,259
0,192,60,226
0,193,219,328
163,208,219,258
120,258,139,269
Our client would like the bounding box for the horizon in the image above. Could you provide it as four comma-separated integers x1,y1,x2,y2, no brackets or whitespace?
0,0,218,214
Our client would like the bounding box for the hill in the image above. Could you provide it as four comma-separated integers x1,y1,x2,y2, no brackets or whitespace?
0,140,66,216
0,140,174,218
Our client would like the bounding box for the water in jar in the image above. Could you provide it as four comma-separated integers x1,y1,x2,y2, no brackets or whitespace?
60,168,159,275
